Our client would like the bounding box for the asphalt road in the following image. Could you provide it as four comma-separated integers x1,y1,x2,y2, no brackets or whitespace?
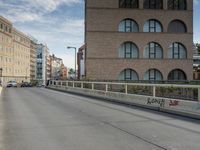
0,88,200,150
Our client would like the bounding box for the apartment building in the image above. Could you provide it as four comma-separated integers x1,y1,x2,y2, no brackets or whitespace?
0,16,13,84
85,0,193,81
50,54,63,80
60,63,68,80
46,49,51,82
29,37,38,82
13,28,31,83
36,44,50,85
0,16,31,84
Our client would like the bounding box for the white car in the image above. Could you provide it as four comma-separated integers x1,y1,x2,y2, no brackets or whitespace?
7,81,18,87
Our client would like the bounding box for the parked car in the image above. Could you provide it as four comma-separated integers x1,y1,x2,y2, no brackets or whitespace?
6,81,18,88
37,83,45,87
20,82,32,87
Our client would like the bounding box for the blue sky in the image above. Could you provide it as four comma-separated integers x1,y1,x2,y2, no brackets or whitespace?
0,0,199,68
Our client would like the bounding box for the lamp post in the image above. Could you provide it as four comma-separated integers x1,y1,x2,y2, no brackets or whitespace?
67,46,77,79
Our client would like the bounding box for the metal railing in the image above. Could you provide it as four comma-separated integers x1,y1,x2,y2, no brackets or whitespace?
49,80,200,102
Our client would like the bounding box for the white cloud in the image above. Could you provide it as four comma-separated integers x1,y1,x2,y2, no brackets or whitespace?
25,0,82,12
0,0,82,23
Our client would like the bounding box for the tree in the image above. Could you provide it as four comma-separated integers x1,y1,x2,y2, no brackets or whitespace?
68,68,75,75
196,43,200,54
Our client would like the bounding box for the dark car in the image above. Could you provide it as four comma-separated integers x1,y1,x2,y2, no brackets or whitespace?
21,82,32,87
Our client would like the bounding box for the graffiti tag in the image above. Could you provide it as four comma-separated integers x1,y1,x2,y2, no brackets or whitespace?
147,98,165,107
169,100,179,107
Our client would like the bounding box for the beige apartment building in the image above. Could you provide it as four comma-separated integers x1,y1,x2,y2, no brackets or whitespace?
13,28,31,83
85,0,193,81
0,16,31,85
0,16,14,84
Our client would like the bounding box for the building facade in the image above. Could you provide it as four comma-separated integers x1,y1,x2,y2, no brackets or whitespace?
0,16,31,85
13,28,31,83
85,0,193,81
29,36,38,82
0,16,13,84
46,48,51,82
60,63,68,80
50,54,63,80
36,44,50,85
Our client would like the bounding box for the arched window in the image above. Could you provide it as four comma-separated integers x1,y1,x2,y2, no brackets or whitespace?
168,69,187,80
144,0,163,9
143,19,163,32
144,69,163,81
168,0,186,10
168,42,187,59
144,42,163,59
118,69,139,80
119,42,139,58
119,0,139,8
119,19,139,32
168,20,187,33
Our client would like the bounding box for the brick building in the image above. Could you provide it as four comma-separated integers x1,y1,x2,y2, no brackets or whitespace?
85,0,193,81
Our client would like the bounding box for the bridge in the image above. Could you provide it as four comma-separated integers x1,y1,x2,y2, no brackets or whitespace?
0,81,200,150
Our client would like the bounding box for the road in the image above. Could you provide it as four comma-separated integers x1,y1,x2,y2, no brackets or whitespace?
0,88,200,150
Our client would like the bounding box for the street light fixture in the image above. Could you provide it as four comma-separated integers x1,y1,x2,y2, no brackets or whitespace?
67,46,77,79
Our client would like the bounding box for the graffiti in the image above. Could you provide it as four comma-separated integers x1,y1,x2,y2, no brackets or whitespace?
147,98,165,107
192,103,200,111
169,100,179,107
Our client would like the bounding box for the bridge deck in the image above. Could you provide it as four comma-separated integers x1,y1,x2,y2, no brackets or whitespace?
0,88,200,150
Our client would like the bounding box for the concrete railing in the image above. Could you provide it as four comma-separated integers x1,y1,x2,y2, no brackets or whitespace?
48,80,200,119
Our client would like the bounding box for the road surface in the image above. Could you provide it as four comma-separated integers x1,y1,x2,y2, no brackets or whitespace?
0,88,200,150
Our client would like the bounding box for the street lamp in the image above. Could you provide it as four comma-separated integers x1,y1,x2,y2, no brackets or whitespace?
67,46,77,79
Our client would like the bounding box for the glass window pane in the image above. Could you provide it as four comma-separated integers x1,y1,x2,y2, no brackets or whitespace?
119,42,138,58
144,69,162,81
119,0,139,8
118,69,139,81
168,20,186,33
156,22,162,32
119,19,138,32
143,22,149,32
119,21,125,32
144,19,162,32
179,45,186,58
144,0,163,9
144,42,162,59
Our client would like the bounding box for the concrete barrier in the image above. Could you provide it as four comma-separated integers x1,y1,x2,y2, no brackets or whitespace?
48,85,200,119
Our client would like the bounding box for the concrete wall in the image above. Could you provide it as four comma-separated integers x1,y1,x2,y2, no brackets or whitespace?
48,85,200,119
